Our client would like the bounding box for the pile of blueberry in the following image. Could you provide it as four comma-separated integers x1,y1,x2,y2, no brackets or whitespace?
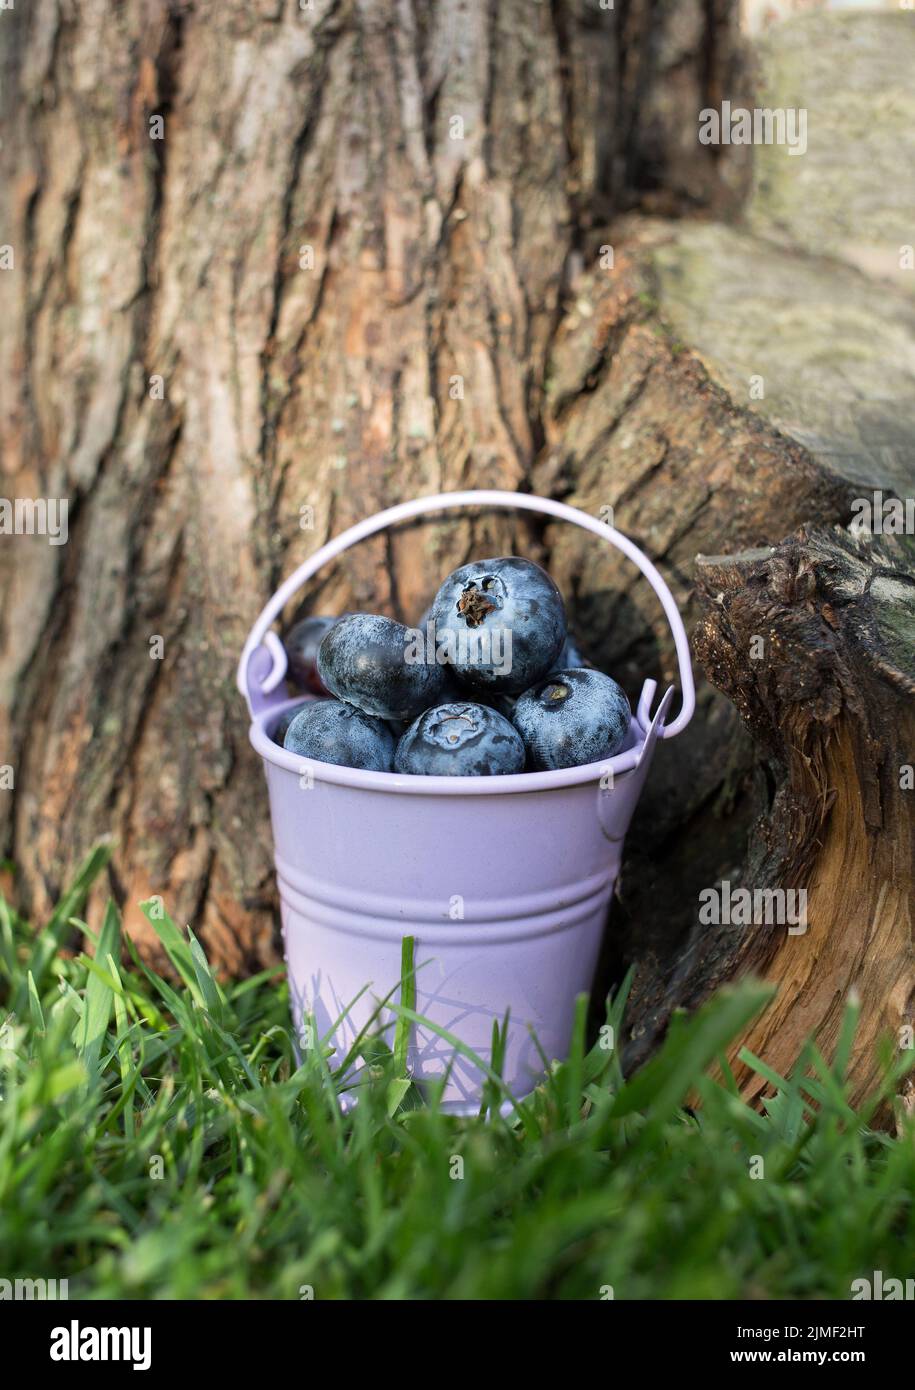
274,556,631,776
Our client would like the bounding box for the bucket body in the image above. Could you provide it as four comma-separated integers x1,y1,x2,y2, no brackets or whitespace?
238,491,695,1113
255,703,659,1110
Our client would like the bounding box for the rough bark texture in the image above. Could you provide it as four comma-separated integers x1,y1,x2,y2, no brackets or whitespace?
629,528,914,1112
1,1,912,1105
691,529,914,1111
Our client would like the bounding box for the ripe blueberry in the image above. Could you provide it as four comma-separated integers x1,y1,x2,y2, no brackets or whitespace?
394,702,526,776
317,613,450,722
272,700,311,746
511,668,631,771
283,698,395,771
283,615,339,693
549,633,587,674
480,692,517,721
430,556,566,694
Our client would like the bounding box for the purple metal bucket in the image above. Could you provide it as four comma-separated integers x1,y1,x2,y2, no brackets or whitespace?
237,491,695,1111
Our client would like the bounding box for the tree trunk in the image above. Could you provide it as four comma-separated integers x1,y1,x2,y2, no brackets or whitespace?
1,1,911,1105
691,529,914,1113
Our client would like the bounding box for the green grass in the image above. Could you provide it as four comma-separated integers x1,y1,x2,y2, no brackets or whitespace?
1,847,914,1300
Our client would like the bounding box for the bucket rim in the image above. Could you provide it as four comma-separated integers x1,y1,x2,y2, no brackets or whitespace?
248,704,649,795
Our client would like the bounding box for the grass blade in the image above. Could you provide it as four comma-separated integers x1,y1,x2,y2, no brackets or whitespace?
13,843,111,1012
387,936,416,1116
75,899,121,1080
610,981,773,1126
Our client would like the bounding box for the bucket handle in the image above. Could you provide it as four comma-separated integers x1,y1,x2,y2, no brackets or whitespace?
236,490,695,739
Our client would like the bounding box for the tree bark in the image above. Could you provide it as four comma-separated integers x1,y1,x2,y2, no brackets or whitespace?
690,529,914,1113
1,0,911,1105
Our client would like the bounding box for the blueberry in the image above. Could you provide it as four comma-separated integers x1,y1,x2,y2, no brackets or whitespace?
549,633,588,674
272,700,312,746
430,556,566,694
394,702,526,776
481,692,517,720
511,668,631,771
283,698,395,771
317,613,450,722
283,615,340,693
